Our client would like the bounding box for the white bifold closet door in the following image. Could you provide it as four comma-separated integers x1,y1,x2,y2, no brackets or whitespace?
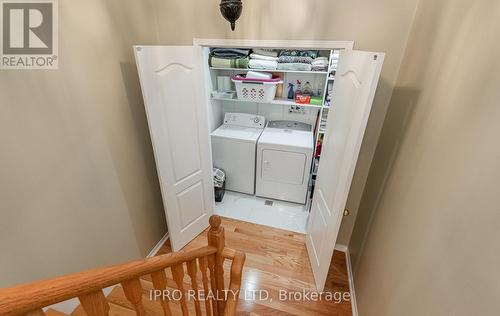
306,50,384,290
134,46,214,251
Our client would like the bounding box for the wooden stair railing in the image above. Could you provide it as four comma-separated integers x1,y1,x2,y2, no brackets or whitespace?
0,215,245,316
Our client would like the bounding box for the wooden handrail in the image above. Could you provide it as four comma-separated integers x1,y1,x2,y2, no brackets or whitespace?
0,215,246,316
0,246,216,315
222,248,236,260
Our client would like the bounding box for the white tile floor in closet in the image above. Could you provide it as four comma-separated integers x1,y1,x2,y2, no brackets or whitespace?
214,191,309,233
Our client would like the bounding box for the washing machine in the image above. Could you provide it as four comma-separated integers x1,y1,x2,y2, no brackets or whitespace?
211,112,266,195
256,121,314,204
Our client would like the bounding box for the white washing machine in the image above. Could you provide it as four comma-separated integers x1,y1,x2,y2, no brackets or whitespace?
256,121,314,204
211,112,266,195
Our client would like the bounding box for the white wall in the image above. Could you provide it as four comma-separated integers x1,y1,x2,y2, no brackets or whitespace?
351,0,500,315
0,0,166,287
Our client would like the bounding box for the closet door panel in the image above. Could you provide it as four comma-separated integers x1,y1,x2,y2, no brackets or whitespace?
135,46,214,251
306,50,384,290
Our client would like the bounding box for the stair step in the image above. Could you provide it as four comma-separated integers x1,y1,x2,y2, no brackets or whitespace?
70,304,84,316
45,309,68,316
71,302,136,316
69,278,208,316
109,284,201,316
107,303,137,316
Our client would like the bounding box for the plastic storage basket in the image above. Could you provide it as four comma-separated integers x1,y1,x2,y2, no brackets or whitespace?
231,75,283,102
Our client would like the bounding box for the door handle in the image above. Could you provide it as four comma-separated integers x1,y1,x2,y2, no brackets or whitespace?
343,209,350,216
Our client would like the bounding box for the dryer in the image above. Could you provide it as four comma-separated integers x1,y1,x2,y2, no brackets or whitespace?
256,121,314,204
211,113,265,195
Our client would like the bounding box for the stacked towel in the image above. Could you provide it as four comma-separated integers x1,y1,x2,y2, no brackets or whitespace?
311,57,329,71
277,50,319,71
209,56,249,69
210,48,250,58
208,48,250,69
330,52,340,71
249,59,277,70
249,49,278,70
249,53,278,62
252,48,278,57
278,56,313,64
279,50,320,59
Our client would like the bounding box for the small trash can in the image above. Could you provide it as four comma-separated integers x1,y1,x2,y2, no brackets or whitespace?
213,168,226,202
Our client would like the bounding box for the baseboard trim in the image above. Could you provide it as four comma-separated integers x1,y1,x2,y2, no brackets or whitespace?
334,244,358,316
334,243,348,252
147,232,169,258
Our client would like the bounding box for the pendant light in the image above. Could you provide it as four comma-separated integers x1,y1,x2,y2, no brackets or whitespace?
220,0,243,31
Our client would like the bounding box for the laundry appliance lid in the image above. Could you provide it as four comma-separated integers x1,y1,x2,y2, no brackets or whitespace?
258,126,314,149
211,124,263,143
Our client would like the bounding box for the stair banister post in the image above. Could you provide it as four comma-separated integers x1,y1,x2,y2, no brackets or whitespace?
208,215,226,316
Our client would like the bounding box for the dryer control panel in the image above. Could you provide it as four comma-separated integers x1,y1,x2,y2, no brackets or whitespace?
224,112,266,128
267,120,312,131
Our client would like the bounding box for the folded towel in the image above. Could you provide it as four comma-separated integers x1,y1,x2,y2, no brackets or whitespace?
209,56,249,69
311,65,328,72
311,57,329,71
249,59,278,70
252,48,278,57
312,57,329,65
210,48,250,58
312,60,328,66
278,56,313,64
277,63,312,71
250,53,279,61
279,50,320,59
246,71,273,79
311,63,328,69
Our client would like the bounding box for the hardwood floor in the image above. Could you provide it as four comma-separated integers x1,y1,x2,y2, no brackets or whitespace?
158,217,352,316
70,217,352,316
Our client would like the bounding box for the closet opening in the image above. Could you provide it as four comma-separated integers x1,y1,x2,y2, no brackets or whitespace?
134,40,383,287
203,45,342,233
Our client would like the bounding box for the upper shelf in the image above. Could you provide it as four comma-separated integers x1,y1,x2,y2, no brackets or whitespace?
209,67,328,75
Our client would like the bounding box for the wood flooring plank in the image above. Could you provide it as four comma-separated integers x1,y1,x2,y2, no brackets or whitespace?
158,217,353,316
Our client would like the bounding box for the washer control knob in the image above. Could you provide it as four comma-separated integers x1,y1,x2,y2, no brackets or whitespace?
253,117,260,123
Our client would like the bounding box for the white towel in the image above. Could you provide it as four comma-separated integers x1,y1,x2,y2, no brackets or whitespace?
249,59,278,70
246,71,273,79
312,57,329,64
312,57,329,71
252,48,278,57
312,60,328,66
250,53,279,61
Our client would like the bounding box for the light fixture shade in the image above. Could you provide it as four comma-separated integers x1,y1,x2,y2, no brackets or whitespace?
220,0,243,31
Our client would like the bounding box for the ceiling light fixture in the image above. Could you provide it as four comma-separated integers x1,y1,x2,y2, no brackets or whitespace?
220,0,242,31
